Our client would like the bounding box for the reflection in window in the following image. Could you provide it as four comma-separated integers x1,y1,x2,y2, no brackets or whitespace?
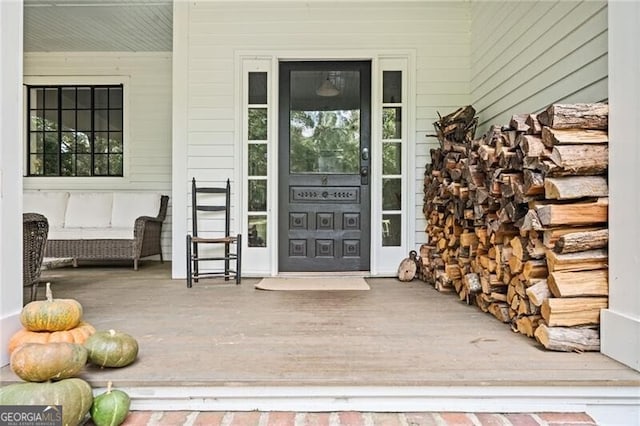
27,85,124,176
382,214,401,246
248,144,267,176
290,110,360,174
382,178,401,210
248,215,267,247
382,107,401,139
382,143,401,175
248,72,268,104
248,108,268,140
383,71,402,103
248,180,267,212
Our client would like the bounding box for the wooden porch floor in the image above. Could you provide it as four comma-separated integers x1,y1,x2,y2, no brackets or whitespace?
4,261,639,389
3,261,640,424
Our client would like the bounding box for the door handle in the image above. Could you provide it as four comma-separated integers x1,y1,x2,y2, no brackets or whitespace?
361,147,369,161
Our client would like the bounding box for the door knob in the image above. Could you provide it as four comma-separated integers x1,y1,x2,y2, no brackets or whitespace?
361,147,369,160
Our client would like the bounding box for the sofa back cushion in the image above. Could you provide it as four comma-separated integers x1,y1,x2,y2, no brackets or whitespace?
111,192,162,228
65,193,113,227
23,191,70,228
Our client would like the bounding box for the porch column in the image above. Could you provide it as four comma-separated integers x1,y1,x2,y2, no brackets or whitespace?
0,0,24,366
603,0,640,372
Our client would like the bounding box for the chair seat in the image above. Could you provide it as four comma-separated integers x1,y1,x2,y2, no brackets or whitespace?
192,236,238,244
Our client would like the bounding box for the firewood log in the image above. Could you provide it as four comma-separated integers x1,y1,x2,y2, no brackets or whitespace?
541,127,608,147
544,176,608,200
548,144,608,176
541,297,608,327
547,269,608,297
546,248,608,272
537,103,608,130
534,324,600,352
554,229,608,253
526,279,551,307
534,198,608,226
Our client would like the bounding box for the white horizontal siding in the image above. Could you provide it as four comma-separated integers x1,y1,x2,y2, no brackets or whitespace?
470,0,608,132
183,1,471,258
23,52,173,260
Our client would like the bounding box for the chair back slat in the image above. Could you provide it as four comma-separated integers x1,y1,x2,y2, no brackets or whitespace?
191,178,231,238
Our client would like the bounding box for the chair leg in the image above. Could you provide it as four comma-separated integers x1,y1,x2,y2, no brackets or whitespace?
236,234,242,285
186,235,193,288
134,259,138,271
30,282,39,302
224,242,230,281
193,237,200,283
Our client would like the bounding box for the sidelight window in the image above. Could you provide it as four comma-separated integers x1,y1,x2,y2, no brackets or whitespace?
381,71,403,246
247,72,268,247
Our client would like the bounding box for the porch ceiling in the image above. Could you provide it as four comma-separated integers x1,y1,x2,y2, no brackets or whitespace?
23,0,173,52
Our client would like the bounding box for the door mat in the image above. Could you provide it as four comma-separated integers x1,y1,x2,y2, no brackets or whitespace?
255,277,370,291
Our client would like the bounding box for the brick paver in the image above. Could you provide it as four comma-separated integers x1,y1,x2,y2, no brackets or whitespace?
110,411,597,426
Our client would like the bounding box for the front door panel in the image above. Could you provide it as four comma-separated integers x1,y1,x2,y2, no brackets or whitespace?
278,61,371,272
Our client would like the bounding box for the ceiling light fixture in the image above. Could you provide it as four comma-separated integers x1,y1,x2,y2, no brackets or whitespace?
316,77,340,97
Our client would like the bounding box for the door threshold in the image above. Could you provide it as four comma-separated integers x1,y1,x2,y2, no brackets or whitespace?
277,271,371,278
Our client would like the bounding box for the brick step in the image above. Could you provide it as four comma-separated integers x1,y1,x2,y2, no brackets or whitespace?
86,411,597,426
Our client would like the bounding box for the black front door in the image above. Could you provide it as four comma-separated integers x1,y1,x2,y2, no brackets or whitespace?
278,61,371,272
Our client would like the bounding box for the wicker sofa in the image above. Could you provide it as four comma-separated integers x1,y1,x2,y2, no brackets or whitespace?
23,191,168,270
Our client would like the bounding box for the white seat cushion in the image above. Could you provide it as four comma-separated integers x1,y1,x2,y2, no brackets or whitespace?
23,191,70,228
111,192,162,228
48,226,134,240
65,193,113,228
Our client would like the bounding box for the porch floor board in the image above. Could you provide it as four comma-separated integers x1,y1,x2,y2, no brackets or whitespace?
3,262,638,389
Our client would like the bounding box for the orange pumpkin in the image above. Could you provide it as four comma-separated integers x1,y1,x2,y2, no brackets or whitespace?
20,283,83,332
8,321,96,354
10,342,88,382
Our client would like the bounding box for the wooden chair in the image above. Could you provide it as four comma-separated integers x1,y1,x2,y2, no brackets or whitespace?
186,178,241,287
23,213,49,302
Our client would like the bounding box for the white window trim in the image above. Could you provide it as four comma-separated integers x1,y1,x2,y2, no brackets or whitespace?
236,50,416,276
239,58,274,276
22,75,131,190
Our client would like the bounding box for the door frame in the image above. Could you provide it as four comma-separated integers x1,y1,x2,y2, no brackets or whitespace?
235,51,416,277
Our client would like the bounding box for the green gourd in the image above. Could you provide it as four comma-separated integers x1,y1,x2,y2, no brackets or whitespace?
0,378,93,426
90,381,131,426
84,329,138,368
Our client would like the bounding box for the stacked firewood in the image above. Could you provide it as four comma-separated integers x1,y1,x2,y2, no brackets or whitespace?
421,102,609,352
528,104,609,352
422,106,478,294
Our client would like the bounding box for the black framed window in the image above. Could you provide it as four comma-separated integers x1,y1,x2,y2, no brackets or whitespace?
27,85,124,177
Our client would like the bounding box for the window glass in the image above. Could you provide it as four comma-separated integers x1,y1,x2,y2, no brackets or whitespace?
383,107,401,139
382,143,401,175
246,69,269,248
382,178,401,210
248,72,268,104
248,180,267,212
248,215,267,247
44,88,58,109
382,214,401,246
248,144,267,176
61,88,76,109
248,108,268,140
27,85,124,176
383,71,402,103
